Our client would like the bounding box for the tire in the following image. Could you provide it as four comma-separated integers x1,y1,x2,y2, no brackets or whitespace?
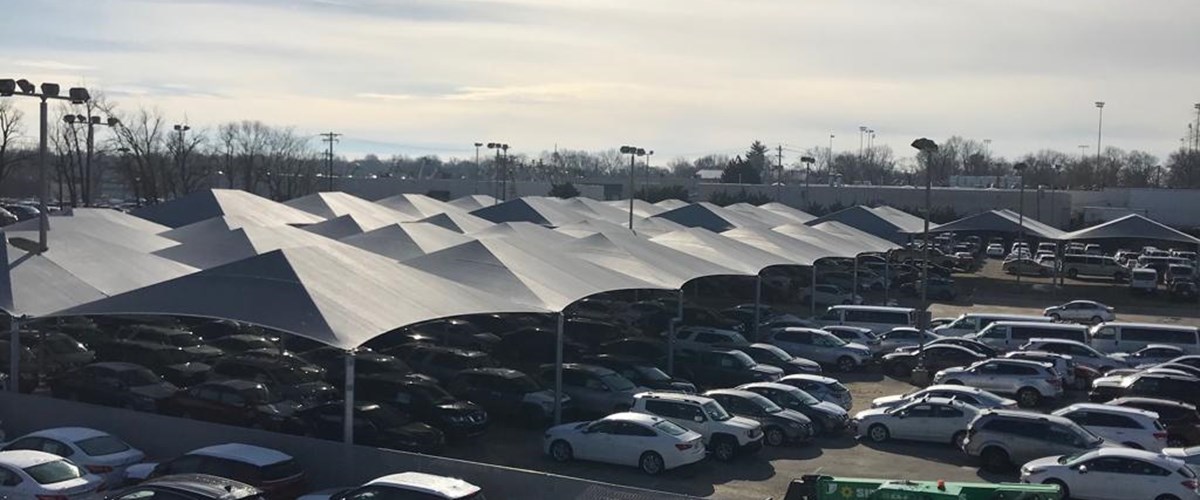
1090,316,1103,324
711,436,737,462
867,424,890,443
951,430,967,448
1017,388,1042,408
549,440,573,462
981,446,1011,472
764,427,786,447
1155,496,1181,500
1049,313,1061,322
1066,269,1079,279
639,451,665,475
836,356,857,373
1043,479,1069,499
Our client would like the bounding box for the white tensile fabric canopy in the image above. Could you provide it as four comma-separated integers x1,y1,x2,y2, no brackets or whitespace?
284,192,412,227
132,189,325,228
724,203,807,227
809,220,900,253
159,215,270,243
7,211,180,254
720,227,846,266
758,202,816,223
650,227,798,274
340,223,476,262
565,231,745,289
373,193,457,219
924,209,1067,240
468,197,589,228
807,205,925,245
773,223,870,257
604,199,668,219
470,221,579,245
652,202,768,233
302,214,394,240
447,194,499,212
1061,214,1200,245
654,199,689,210
154,224,341,269
417,210,495,234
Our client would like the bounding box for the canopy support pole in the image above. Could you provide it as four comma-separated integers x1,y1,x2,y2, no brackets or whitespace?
9,317,20,393
753,274,762,341
554,312,564,425
343,351,355,445
852,256,859,301
810,263,817,317
884,253,891,304
669,289,683,376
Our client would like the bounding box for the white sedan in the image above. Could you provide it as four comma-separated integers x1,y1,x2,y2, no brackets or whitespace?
1044,300,1116,324
1,427,145,487
544,412,704,475
0,450,103,500
1021,447,1199,500
853,397,980,446
986,244,1006,258
870,385,1017,411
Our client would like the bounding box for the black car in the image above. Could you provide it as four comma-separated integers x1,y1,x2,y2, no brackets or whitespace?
492,328,586,373
739,382,850,436
564,318,632,350
51,362,178,411
2,331,96,376
406,318,501,352
105,474,264,500
731,343,822,375
394,344,497,384
705,389,814,446
673,348,783,389
189,320,280,343
116,325,224,362
302,347,425,385
1171,281,1199,301
162,380,300,431
597,337,669,364
3,204,39,221
447,368,565,424
882,344,988,378
209,356,337,405
0,339,57,391
291,401,445,454
94,342,212,387
900,278,957,300
895,337,998,358
458,313,548,337
1091,372,1200,406
208,334,280,355
680,305,742,330
585,354,696,393
357,374,489,438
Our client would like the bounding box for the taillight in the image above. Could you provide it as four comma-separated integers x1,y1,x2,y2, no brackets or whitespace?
675,442,694,450
1155,431,1169,440
1048,378,1061,386
1182,479,1198,490
86,465,113,474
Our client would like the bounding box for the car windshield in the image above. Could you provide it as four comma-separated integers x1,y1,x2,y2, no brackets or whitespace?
124,368,162,386
791,388,820,405
416,384,457,405
635,366,671,382
756,345,791,361
702,401,732,421
1071,424,1103,446
600,373,635,391
1057,450,1093,465
729,351,757,368
504,375,542,393
170,335,202,348
23,460,82,484
815,333,847,347
75,435,131,456
653,420,689,436
748,393,783,414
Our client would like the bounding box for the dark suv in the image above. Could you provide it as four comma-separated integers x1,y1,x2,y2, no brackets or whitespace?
356,374,489,439
674,348,783,389
447,368,569,425
94,342,212,387
162,380,299,431
406,318,500,352
209,356,337,405
208,335,280,355
705,389,814,446
290,401,445,454
302,347,425,385
882,344,987,379
584,354,696,393
50,362,178,411
395,344,497,384
117,325,224,362
1090,372,1200,406
962,410,1111,472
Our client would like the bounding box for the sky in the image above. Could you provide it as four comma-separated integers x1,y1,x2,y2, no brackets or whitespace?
3,0,1200,163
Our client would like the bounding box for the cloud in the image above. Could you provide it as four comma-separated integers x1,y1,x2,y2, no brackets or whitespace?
12,60,95,71
356,93,416,101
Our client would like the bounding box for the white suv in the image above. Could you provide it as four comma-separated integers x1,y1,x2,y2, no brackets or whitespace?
932,358,1064,408
672,326,749,351
630,392,762,462
1052,403,1168,451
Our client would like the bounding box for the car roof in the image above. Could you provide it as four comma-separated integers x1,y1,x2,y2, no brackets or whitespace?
820,325,872,333
188,443,292,467
1134,371,1200,382
1085,447,1184,465
704,389,760,399
1097,322,1198,332
141,474,262,500
979,409,1074,425
983,358,1052,369
90,362,149,371
1005,351,1067,361
205,379,265,391
827,305,914,313
903,396,973,408
921,385,987,395
602,411,669,426
25,427,111,442
991,321,1086,329
1026,338,1090,347
1111,397,1196,410
634,391,713,405
556,363,616,376
366,472,481,499
738,382,800,393
1057,403,1158,420
779,374,838,385
460,367,525,378
0,450,66,467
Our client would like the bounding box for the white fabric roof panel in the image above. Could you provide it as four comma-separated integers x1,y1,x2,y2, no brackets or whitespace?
284,192,412,227
302,215,377,240
605,199,668,218
7,213,180,254
153,224,341,269
650,227,798,274
808,220,899,253
66,208,172,234
926,210,1067,240
720,227,844,265
50,245,548,350
341,223,475,262
652,202,768,233
469,221,579,245
869,205,929,234
724,203,808,227
159,215,268,243
565,231,744,288
758,202,816,223
654,199,689,210
1062,214,1200,245
469,197,589,227
772,223,867,257
132,189,325,228
807,206,916,245
373,194,457,219
417,211,494,234
554,198,632,224
447,194,499,212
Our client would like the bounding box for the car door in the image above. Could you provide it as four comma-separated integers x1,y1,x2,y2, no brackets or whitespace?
0,466,24,500
574,420,616,463
976,325,1010,351
891,403,937,441
611,422,657,467
1073,456,1131,500
969,362,1002,391
711,353,746,385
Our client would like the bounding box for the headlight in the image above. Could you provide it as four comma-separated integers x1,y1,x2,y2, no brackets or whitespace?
447,415,469,424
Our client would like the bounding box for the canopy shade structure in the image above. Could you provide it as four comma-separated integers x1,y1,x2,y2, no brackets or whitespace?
1061,214,1200,245
159,215,269,243
923,209,1067,240
723,203,807,227
809,220,900,253
153,224,341,269
49,245,548,350
7,212,179,254
372,194,457,219
650,227,798,274
417,210,494,234
720,227,845,266
132,189,325,228
341,223,476,262
565,231,745,288
772,223,869,257
554,217,685,238
652,202,768,233
469,222,579,245
2,230,197,316
405,238,665,311
63,208,172,234
468,197,589,228
654,199,689,210
553,198,632,224
806,205,924,245
447,194,499,212
302,214,396,240
284,192,412,227
604,199,667,219
758,202,816,224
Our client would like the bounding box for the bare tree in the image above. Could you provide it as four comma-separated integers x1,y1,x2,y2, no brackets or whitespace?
110,107,169,203
167,125,209,196
0,100,29,189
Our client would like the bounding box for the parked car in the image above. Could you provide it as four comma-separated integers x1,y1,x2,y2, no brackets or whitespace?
106,474,263,500
93,342,212,387
870,385,1016,411
881,344,988,379
208,356,334,405
629,391,762,462
1003,351,1077,389
1113,345,1189,368
0,450,103,500
737,382,850,436
986,243,1005,258
447,368,569,425
672,348,783,389
393,344,497,384
1090,372,1200,406
207,334,280,355
854,397,980,446
893,337,998,358
764,328,873,372
1019,338,1129,373
115,325,223,362
1020,448,1198,500
1110,397,1200,447
584,355,696,393
775,374,852,410
597,337,669,364
704,389,813,446
535,363,644,416
799,284,862,306
1,331,95,376
963,410,1111,472
50,362,178,411
817,305,917,334
406,318,501,352
125,444,306,500
671,326,749,351
1002,258,1052,277
821,326,882,356
729,343,822,375
543,412,705,475
296,472,483,500
161,380,301,431
932,358,1063,407
1130,268,1159,294
290,401,445,454
1170,280,1199,301
491,328,586,373
899,278,957,301
302,347,424,385
1163,446,1200,468
1,427,143,487
933,313,1052,337
356,374,488,439
1043,300,1116,324
1052,403,1168,451
876,327,943,353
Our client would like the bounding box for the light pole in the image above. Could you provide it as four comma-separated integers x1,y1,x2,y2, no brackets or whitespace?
1193,103,1200,151
487,142,509,203
644,150,654,188
1078,145,1089,163
473,142,483,194
63,113,119,206
320,132,342,191
801,155,815,199
1,78,90,251
828,134,835,180
620,145,647,229
173,123,190,196
910,137,938,383
1095,101,1105,164
1013,162,1028,285
858,126,867,159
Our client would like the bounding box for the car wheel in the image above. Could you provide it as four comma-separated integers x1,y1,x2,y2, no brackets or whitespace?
1016,388,1042,408
836,356,856,373
1066,269,1079,279
1049,313,1061,322
1155,495,1181,500
867,424,890,443
1043,479,1069,499
549,440,573,462
764,427,786,447
1090,315,1103,324
951,430,967,448
639,451,665,475
712,437,736,462
980,447,1011,472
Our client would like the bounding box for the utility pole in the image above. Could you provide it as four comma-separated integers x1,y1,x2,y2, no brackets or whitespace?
320,132,342,191
828,134,835,178
1193,103,1200,151
174,124,190,197
776,145,784,201
1095,101,1105,164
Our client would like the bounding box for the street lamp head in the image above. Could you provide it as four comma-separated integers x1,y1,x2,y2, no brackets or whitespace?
0,79,14,96
1013,162,1028,173
619,145,635,154
800,156,816,164
474,142,483,147
487,143,498,149
16,79,35,94
1095,101,1105,108
62,115,77,124
40,83,61,98
89,116,101,125
107,117,120,127
910,138,938,152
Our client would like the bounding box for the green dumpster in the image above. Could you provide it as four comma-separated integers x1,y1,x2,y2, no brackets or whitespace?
784,474,1062,500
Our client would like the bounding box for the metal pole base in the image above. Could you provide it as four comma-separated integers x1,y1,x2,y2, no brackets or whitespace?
910,366,931,386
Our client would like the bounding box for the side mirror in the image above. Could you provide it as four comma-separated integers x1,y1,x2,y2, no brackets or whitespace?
1077,465,1088,474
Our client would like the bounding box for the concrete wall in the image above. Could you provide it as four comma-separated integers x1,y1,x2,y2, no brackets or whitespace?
336,178,604,202
0,392,696,500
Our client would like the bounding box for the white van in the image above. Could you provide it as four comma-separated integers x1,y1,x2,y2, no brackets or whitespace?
1130,268,1158,294
1089,322,1200,355
1060,254,1129,281
967,321,1089,352
933,313,1051,337
817,305,916,334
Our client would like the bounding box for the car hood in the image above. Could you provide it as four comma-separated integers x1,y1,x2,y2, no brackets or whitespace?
547,421,590,436
870,394,905,408
130,383,177,400
725,415,761,431
1091,375,1125,389
811,401,848,417
162,362,212,376
257,401,302,417
845,342,871,355
776,409,812,425
1022,455,1062,472
881,352,915,362
754,365,785,376
787,358,822,371
183,345,223,358
936,366,968,377
523,390,570,406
